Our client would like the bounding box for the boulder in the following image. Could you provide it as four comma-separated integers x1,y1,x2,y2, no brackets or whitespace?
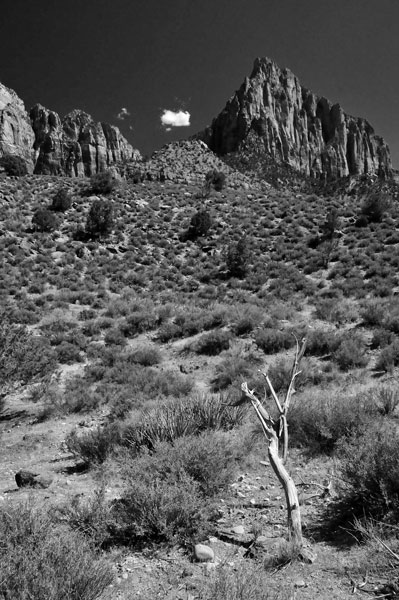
15,470,53,489
193,543,215,562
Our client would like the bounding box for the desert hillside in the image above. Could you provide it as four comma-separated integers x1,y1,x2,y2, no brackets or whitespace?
1,155,399,598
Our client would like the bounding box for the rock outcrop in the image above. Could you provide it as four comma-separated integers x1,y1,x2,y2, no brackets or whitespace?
197,57,391,179
0,82,35,171
0,81,140,176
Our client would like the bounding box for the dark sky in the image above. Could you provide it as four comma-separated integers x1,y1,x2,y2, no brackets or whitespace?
1,0,399,166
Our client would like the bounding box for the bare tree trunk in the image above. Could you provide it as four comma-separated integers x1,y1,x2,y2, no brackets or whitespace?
268,435,302,543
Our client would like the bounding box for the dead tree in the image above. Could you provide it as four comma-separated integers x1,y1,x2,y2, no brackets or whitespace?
241,338,307,546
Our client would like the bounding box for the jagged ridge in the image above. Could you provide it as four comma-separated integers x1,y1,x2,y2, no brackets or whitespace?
197,57,391,179
0,82,140,176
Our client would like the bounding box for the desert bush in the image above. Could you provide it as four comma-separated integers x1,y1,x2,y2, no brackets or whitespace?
0,319,56,391
361,191,391,223
338,420,399,519
125,344,162,366
116,471,207,545
187,208,212,239
117,430,243,545
123,393,245,453
370,328,395,350
119,309,158,336
90,170,116,194
375,340,399,372
197,562,288,600
226,236,250,278
210,351,257,392
306,328,341,356
191,330,232,355
254,328,296,354
231,305,264,335
0,153,28,176
288,388,377,454
32,207,59,232
85,199,114,238
104,327,127,346
205,169,226,193
0,501,113,600
157,322,183,342
314,296,358,324
332,334,369,371
360,299,386,327
267,357,323,394
51,188,72,212
65,423,122,466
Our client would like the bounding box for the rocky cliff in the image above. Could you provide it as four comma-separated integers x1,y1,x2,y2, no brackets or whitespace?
198,57,391,179
0,83,35,171
0,82,140,176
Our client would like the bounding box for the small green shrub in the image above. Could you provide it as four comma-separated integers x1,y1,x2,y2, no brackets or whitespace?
191,330,231,355
254,328,295,354
123,393,245,453
360,299,386,327
65,423,122,466
51,188,72,212
333,334,369,371
226,236,250,278
85,199,114,238
267,357,323,394
0,501,113,600
0,154,28,176
306,328,341,356
338,420,399,519
211,352,256,391
90,170,116,194
361,191,391,223
376,340,399,372
288,389,377,454
125,344,162,366
187,208,212,239
32,207,59,232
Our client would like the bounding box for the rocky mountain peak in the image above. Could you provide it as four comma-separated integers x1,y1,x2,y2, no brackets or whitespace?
197,57,391,179
0,83,141,176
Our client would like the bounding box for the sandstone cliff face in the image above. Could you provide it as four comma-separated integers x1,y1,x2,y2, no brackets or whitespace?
198,57,391,179
0,81,140,176
0,83,35,171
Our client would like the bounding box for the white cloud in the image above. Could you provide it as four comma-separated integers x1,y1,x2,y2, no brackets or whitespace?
161,109,190,128
117,107,131,120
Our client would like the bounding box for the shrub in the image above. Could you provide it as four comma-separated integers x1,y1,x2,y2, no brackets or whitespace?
0,320,56,391
117,430,243,545
332,334,369,371
375,340,399,372
226,236,250,278
125,344,162,366
231,305,264,335
32,207,59,232
187,209,212,239
267,357,323,394
0,153,28,176
90,170,116,194
370,328,395,350
254,328,295,354
191,330,231,355
85,199,114,238
205,169,226,193
338,420,399,519
0,501,113,600
306,328,341,356
361,191,391,223
51,188,72,212
211,353,256,391
198,562,287,600
65,423,122,466
287,388,377,454
360,299,386,327
123,394,245,453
